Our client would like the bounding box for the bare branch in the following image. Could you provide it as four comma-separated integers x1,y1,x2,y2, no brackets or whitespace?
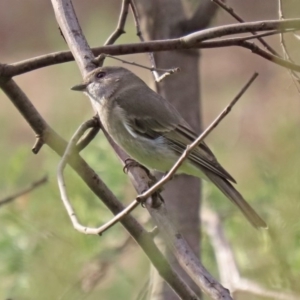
0,176,48,207
199,39,300,73
96,0,131,67
95,53,180,78
181,19,300,45
104,0,130,45
212,0,279,55
2,18,300,78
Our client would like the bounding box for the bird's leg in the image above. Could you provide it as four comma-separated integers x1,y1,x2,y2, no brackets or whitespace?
123,158,164,206
123,158,151,177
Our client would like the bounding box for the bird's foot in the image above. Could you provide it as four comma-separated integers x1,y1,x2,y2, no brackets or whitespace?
123,158,164,207
123,158,152,177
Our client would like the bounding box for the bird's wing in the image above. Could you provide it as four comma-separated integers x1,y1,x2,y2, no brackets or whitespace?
163,124,236,183
116,85,236,182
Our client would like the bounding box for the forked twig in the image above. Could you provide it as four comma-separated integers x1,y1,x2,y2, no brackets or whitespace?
96,0,131,67
104,0,130,45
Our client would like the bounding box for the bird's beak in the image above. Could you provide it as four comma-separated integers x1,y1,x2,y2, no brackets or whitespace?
71,83,87,92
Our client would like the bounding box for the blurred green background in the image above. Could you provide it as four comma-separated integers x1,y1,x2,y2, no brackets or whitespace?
1,1,300,299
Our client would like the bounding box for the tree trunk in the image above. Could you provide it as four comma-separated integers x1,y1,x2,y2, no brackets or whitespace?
136,1,217,298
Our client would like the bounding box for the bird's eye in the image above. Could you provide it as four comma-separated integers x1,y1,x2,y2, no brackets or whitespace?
96,71,106,79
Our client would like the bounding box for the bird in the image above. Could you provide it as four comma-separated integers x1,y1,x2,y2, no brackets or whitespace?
71,66,267,229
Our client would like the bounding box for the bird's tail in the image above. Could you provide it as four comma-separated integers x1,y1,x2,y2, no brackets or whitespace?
204,172,267,229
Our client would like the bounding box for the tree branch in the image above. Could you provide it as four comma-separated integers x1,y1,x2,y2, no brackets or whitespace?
212,0,279,55
104,0,130,45
2,18,300,77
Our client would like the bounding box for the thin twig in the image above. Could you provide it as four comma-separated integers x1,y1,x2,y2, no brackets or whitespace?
96,0,131,67
212,0,279,56
181,19,300,45
0,176,48,207
104,0,130,45
96,53,180,76
210,29,294,44
129,0,161,81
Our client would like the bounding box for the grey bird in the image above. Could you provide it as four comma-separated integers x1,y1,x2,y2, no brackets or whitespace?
72,66,267,229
